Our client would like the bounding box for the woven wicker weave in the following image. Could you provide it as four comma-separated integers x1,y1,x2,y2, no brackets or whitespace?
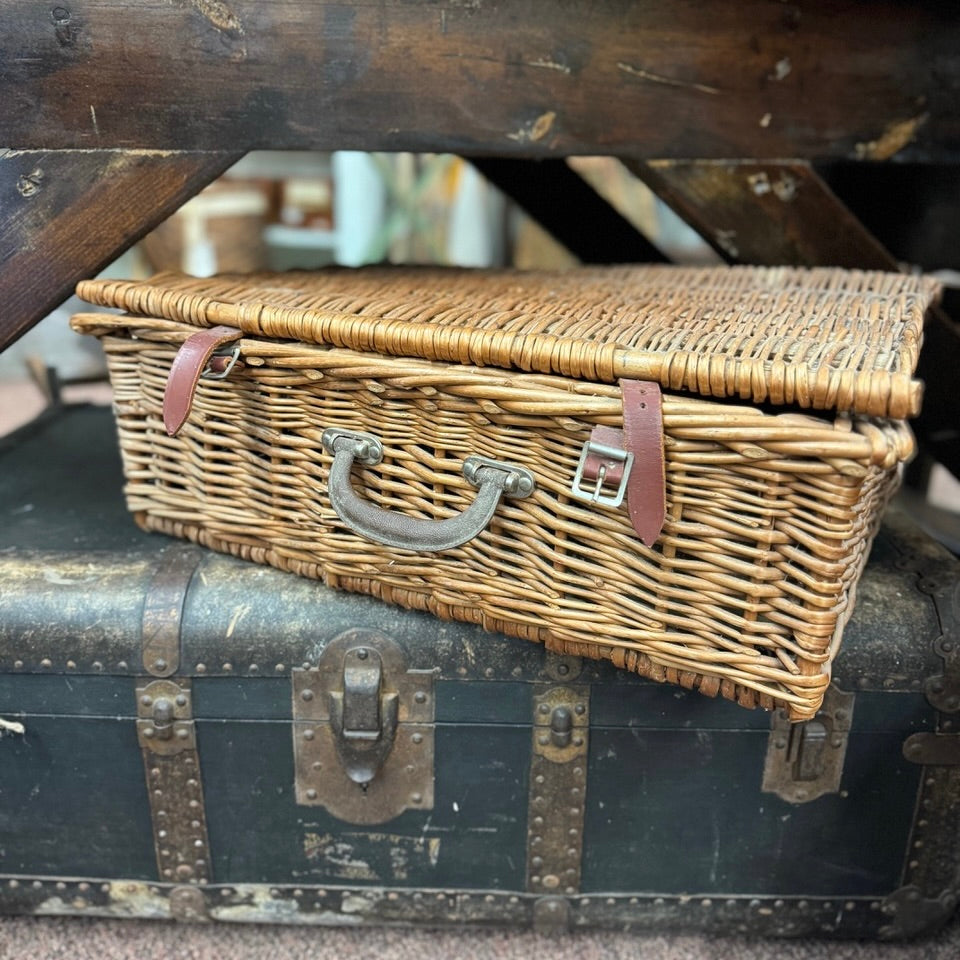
73,265,940,720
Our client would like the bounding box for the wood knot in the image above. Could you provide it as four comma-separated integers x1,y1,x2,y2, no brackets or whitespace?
16,168,44,198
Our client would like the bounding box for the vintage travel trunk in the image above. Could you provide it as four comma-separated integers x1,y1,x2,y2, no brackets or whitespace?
1,405,959,938
71,265,942,722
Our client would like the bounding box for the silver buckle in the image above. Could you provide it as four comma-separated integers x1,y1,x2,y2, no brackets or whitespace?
201,344,241,381
570,440,633,508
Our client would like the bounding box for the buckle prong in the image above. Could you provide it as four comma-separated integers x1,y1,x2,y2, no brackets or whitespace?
571,440,633,509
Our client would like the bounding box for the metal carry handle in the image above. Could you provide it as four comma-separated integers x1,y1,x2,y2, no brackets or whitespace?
321,428,536,552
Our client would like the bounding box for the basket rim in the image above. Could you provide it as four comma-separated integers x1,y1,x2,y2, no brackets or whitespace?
75,264,941,419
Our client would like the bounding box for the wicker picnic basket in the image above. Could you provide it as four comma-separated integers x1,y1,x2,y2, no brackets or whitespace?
72,265,940,721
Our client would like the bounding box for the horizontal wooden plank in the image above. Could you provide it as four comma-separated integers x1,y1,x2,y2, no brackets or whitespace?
0,149,238,352
1,1,957,160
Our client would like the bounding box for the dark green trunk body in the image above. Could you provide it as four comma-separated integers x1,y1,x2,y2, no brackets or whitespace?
1,407,958,937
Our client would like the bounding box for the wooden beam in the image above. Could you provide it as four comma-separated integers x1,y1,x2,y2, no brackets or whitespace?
0,149,239,352
628,160,899,269
470,158,667,264
0,2,956,161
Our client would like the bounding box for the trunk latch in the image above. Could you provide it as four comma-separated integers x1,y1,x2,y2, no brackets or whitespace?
762,684,855,803
293,629,434,824
330,645,399,786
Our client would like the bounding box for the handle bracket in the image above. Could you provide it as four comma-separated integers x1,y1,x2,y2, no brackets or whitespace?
321,428,535,552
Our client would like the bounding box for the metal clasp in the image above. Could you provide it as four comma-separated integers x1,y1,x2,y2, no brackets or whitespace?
762,684,855,803
136,678,196,753
570,440,634,508
201,344,242,380
292,629,435,824
330,645,399,786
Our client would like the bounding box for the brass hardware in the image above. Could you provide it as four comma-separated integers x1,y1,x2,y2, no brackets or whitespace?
549,706,573,748
527,685,589,898
169,885,209,921
879,885,958,940
543,655,583,683
926,632,960,714
137,679,195,754
762,684,855,803
292,629,434,824
910,569,960,714
136,678,211,885
903,732,960,766
533,895,571,935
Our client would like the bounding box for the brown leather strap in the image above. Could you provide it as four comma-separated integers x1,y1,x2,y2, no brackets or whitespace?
620,379,665,546
163,325,243,436
576,381,666,546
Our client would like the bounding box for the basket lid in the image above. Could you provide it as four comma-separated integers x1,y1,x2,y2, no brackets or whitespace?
76,265,940,418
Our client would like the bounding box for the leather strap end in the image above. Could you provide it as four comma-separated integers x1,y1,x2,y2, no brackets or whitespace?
163,325,243,436
621,379,666,547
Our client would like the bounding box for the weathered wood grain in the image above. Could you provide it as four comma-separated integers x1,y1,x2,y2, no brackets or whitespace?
0,149,238,352
1,1,957,160
629,160,899,269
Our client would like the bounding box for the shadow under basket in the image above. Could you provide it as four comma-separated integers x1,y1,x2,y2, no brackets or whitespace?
71,264,941,721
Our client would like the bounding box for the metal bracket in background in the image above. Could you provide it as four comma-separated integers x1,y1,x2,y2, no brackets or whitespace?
533,895,572,936
917,574,960,714
543,654,583,684
879,885,958,940
292,629,435,824
526,684,589,905
141,545,203,678
169,885,210,922
762,684,856,803
903,733,960,766
136,678,211,886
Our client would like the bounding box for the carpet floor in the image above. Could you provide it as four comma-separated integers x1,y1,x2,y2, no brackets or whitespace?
1,914,959,960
